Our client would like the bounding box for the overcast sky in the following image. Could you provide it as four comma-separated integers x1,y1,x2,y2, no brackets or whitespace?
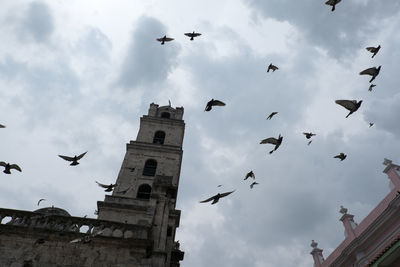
1,1,400,266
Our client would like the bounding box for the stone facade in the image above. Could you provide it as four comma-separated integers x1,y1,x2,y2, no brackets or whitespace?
0,103,185,267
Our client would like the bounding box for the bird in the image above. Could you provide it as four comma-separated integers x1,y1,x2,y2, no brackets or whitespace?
366,45,381,58
250,182,259,189
267,63,278,72
368,84,376,91
244,171,255,180
360,66,381,83
58,151,87,166
96,181,117,192
156,35,174,45
334,153,347,161
260,134,283,154
335,100,363,118
266,112,278,120
325,0,341,11
184,31,202,41
116,186,132,194
204,99,226,111
369,122,374,128
217,185,222,187
0,124,5,128
199,190,235,205
70,229,105,244
307,140,313,146
0,162,22,174
37,199,46,206
303,132,316,139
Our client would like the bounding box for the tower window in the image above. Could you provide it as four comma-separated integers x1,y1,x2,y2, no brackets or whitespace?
153,131,166,145
137,184,152,200
161,112,170,118
143,159,157,176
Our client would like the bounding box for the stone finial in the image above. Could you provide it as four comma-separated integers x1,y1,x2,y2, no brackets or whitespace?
311,240,318,248
340,205,348,215
383,158,392,166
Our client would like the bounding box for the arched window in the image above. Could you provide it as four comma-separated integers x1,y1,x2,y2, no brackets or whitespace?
153,131,166,144
137,184,152,200
161,112,170,118
143,159,157,176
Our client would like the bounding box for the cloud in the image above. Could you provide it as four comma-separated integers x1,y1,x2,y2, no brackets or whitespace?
22,1,54,42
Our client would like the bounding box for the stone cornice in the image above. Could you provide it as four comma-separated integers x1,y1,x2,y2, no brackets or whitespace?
127,141,183,154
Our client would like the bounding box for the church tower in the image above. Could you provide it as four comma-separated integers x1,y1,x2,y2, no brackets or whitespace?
97,103,185,267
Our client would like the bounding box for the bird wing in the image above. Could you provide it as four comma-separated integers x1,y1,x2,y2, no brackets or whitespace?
334,154,342,159
37,199,46,206
76,151,87,160
0,162,6,167
156,38,164,42
96,181,110,188
335,100,357,111
260,137,278,145
360,67,376,76
10,164,22,172
0,124,5,128
220,190,235,198
211,100,226,106
164,37,174,42
366,47,376,52
325,0,335,5
184,33,201,37
199,195,216,203
58,155,74,161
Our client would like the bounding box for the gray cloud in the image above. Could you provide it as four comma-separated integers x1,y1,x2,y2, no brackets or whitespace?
22,1,54,42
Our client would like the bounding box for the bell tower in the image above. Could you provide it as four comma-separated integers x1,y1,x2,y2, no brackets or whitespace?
97,102,185,267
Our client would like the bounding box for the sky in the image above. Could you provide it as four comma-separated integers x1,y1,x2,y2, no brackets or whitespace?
1,0,400,266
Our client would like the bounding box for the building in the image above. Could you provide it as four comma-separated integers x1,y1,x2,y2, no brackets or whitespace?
311,159,400,267
0,103,185,267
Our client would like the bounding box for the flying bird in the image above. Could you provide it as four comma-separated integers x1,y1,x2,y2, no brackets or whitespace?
266,112,278,120
184,31,202,40
217,185,222,187
260,134,283,154
156,35,174,45
204,99,226,111
369,122,374,128
244,171,255,180
335,100,362,118
366,45,381,58
199,190,235,205
96,181,117,192
360,66,381,83
368,84,376,91
334,153,347,161
58,151,87,166
267,63,278,72
37,199,46,206
0,124,5,128
303,132,316,139
325,0,341,11
0,162,22,174
250,182,259,189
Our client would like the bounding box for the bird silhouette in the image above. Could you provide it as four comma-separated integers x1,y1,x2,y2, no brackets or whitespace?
199,191,235,204
96,181,117,192
334,153,347,161
368,84,376,91
0,162,22,174
303,132,316,139
58,151,87,166
184,31,202,40
325,0,341,11
360,66,381,83
307,140,313,146
267,63,278,72
244,171,255,180
156,35,174,45
266,112,278,120
335,100,362,118
366,45,381,58
37,199,46,206
205,99,226,111
260,134,283,154
250,182,259,189
369,122,374,128
0,124,5,128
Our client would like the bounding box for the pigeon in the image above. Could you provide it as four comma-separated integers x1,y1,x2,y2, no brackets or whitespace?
303,132,316,139
267,63,278,72
96,181,117,192
307,140,313,146
360,66,381,83
58,151,87,166
217,185,222,187
335,100,362,118
0,162,22,174
184,31,202,41
334,153,347,161
366,45,381,58
368,84,376,91
156,35,174,45
116,186,132,194
250,182,259,189
244,171,255,180
0,124,5,128
266,112,278,120
260,134,283,154
37,199,46,206
199,190,235,205
70,229,105,244
204,99,226,111
369,122,374,128
325,0,341,11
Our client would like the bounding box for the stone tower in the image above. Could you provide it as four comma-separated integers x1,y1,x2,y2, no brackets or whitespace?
97,102,185,267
